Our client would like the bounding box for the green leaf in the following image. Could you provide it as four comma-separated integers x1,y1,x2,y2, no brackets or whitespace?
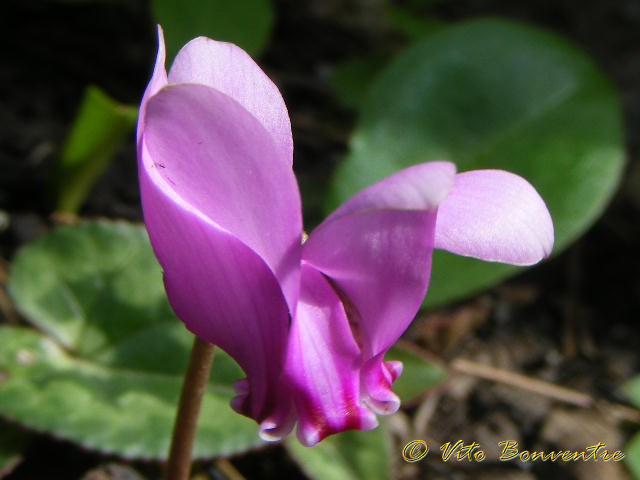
285,423,391,480
386,345,445,403
152,0,274,61
327,18,625,307
329,5,446,112
0,423,29,478
626,432,640,480
56,86,137,214
4,221,260,459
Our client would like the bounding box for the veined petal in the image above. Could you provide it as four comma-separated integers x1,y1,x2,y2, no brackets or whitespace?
168,36,293,164
137,25,168,145
304,209,437,359
143,83,302,315
434,170,554,265
297,165,455,442
285,265,378,447
304,162,455,358
139,141,293,435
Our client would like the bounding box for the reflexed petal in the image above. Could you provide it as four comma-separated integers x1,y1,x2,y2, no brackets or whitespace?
285,265,378,446
143,83,302,314
303,209,437,359
139,141,293,435
434,170,554,265
168,36,293,164
137,25,168,145
325,161,456,222
304,162,455,358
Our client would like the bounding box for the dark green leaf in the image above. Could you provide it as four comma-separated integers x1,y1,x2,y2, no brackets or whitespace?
152,0,274,61
327,18,624,307
4,221,260,459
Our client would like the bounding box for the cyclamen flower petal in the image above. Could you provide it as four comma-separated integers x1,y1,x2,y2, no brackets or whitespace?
285,265,378,446
138,27,554,447
168,35,293,164
140,26,302,316
303,209,436,418
324,162,456,221
304,162,456,357
142,83,302,315
434,170,554,265
138,29,300,435
136,26,167,145
140,139,293,433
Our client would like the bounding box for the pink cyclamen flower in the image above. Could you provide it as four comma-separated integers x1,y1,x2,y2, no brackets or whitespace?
137,27,554,446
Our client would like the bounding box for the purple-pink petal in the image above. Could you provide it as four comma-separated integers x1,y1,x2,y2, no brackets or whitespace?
168,34,293,165
285,264,378,446
361,354,402,415
304,162,456,360
434,170,554,265
304,209,437,360
139,140,293,436
142,83,302,315
137,25,168,145
325,162,456,222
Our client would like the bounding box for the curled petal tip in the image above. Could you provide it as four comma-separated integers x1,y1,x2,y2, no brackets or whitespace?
384,360,403,383
258,423,281,443
258,411,296,443
361,356,402,415
363,397,401,416
258,422,286,443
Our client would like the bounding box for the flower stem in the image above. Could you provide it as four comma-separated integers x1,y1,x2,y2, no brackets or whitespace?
166,336,215,480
